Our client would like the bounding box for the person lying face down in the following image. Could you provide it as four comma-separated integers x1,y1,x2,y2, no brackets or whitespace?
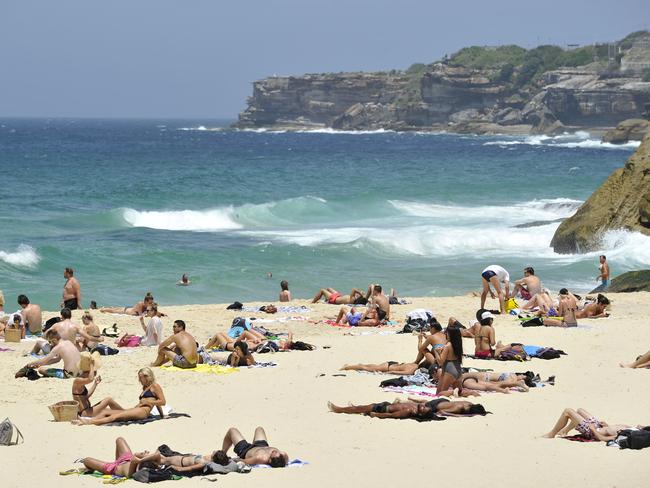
328,398,487,420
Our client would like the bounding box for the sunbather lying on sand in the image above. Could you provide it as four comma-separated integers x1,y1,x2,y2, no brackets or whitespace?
620,350,650,369
542,407,631,441
328,398,487,419
459,371,529,393
312,287,366,305
72,367,166,425
101,293,153,316
340,360,425,375
335,306,381,326
135,448,228,473
222,426,288,467
81,437,144,477
205,330,266,351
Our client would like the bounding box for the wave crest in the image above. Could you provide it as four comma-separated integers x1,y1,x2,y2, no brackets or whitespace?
484,131,640,150
0,244,41,268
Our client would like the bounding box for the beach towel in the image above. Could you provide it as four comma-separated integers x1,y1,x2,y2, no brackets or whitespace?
0,347,14,352
103,412,190,427
160,364,237,375
563,434,598,443
381,385,441,398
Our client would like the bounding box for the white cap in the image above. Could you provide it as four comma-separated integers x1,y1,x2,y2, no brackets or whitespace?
481,311,495,320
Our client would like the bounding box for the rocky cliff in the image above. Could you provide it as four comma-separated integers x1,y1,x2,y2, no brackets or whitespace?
550,134,650,253
235,32,650,134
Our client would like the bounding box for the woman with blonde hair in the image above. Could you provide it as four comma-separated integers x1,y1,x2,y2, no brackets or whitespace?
73,367,166,425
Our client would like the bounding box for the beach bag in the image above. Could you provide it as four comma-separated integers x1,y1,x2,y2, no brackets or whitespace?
521,317,544,327
617,429,650,450
91,344,119,356
0,418,24,446
132,467,175,483
402,309,439,333
117,335,141,347
504,298,519,313
498,349,529,361
533,347,565,360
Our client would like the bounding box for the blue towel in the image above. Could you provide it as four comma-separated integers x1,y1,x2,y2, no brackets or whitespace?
523,345,542,356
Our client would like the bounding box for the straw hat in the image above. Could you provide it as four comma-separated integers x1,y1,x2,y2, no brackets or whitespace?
77,351,101,372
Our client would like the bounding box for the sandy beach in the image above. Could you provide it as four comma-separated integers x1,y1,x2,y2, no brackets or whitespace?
1,293,650,487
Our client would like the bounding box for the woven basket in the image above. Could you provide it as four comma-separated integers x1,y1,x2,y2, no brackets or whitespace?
4,328,21,343
48,401,79,422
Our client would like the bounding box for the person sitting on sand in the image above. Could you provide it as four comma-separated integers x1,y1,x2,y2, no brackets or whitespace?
366,284,390,320
279,280,291,302
101,292,153,316
72,351,103,416
434,326,463,395
17,294,42,335
151,319,198,369
480,264,510,313
414,321,446,364
473,311,496,358
541,289,578,327
80,437,144,478
17,329,81,379
47,308,104,348
139,303,163,346
176,273,191,286
334,305,381,327
78,311,102,351
459,371,529,393
542,407,631,441
328,398,487,420
312,287,366,305
222,426,288,468
510,267,541,301
620,350,650,369
226,340,257,367
73,367,166,425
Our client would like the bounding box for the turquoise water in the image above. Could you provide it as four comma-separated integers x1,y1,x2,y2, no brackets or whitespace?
1,118,647,310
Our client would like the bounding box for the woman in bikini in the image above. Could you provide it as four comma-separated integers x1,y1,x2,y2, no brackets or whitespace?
542,289,578,327
81,437,143,478
435,326,463,395
205,330,266,351
328,398,487,419
101,293,153,316
459,371,529,393
73,367,165,426
473,311,496,358
133,449,227,473
72,351,123,418
542,407,631,440
340,360,424,375
413,321,446,365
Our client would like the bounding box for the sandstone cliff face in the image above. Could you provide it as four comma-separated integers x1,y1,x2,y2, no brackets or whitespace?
602,118,650,144
550,135,650,253
235,33,650,133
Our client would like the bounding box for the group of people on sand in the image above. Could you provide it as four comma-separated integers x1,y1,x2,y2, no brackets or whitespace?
311,284,393,327
83,427,288,477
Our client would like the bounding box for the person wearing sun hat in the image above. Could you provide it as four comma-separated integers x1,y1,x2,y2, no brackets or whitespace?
72,351,105,417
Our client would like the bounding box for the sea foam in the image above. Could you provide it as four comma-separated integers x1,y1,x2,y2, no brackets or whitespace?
0,244,41,268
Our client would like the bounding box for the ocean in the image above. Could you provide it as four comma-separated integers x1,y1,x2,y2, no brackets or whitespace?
1,118,648,311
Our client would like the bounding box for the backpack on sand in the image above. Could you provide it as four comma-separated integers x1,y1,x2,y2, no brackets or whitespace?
0,418,24,446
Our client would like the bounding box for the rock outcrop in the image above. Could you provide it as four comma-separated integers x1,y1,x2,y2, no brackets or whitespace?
602,118,650,144
550,135,650,253
235,32,650,134
602,270,650,292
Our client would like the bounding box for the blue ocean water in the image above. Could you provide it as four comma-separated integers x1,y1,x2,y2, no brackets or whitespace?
1,118,648,310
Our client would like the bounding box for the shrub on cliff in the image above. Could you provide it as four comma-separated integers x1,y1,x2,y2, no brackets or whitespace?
448,45,526,69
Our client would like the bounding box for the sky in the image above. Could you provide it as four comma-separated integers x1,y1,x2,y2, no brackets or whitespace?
0,0,648,119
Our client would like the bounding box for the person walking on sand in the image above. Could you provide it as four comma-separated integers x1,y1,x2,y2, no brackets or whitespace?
480,264,510,313
62,267,82,310
594,255,610,292
151,320,198,369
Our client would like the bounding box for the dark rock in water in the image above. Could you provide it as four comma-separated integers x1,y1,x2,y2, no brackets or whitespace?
593,270,650,293
551,135,650,253
513,218,565,228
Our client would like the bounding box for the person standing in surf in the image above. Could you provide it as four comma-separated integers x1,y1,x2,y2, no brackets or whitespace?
480,265,510,314
62,267,82,310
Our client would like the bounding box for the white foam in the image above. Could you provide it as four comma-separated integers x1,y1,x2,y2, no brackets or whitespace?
484,131,640,150
0,244,40,268
122,208,242,232
177,126,223,132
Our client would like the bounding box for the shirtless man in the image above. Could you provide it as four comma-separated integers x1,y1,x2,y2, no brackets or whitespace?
480,264,510,313
511,267,541,300
17,295,42,334
51,308,103,347
312,287,366,305
222,426,288,468
151,319,198,369
368,284,390,320
62,267,82,310
595,255,610,291
17,329,81,378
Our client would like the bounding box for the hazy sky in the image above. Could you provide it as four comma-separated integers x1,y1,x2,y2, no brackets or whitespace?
1,0,648,119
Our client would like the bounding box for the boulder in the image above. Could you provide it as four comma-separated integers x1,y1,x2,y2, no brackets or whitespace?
599,270,650,292
550,135,650,253
602,119,650,144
